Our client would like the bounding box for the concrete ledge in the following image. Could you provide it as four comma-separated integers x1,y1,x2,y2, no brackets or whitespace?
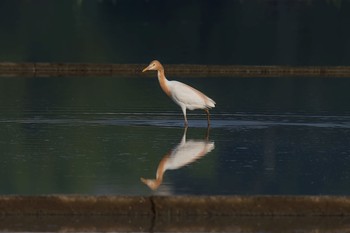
0,195,350,216
0,215,348,232
1,196,350,232
153,196,350,216
1,62,350,77
0,196,151,215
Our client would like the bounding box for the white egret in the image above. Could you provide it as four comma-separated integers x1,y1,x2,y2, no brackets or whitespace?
142,60,216,127
141,127,215,190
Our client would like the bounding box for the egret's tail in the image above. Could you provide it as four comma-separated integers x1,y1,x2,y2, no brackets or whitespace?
206,97,216,109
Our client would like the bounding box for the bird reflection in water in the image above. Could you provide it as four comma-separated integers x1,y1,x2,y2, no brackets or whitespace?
141,128,215,190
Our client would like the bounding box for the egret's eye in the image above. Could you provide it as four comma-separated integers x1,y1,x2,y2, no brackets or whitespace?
152,63,155,66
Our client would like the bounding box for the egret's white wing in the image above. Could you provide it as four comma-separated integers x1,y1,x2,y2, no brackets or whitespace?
165,140,215,170
169,81,214,110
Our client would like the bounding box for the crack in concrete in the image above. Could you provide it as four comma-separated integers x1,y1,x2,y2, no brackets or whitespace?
149,196,156,233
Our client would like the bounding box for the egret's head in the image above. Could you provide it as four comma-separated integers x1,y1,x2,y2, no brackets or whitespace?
140,177,161,190
142,60,163,72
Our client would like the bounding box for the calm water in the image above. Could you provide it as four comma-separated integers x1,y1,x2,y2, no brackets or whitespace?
0,77,349,195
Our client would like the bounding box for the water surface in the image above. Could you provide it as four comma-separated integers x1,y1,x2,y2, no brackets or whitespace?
0,77,349,195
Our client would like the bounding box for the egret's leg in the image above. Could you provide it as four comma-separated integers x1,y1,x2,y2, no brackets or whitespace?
181,126,188,144
205,109,210,126
181,106,188,127
205,126,210,141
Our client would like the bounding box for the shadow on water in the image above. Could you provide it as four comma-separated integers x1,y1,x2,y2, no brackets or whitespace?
141,127,215,190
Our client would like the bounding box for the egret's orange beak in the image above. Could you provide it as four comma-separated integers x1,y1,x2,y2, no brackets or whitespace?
142,66,149,72
140,177,160,190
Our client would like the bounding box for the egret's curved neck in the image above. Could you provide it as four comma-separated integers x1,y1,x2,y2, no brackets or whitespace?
157,69,171,97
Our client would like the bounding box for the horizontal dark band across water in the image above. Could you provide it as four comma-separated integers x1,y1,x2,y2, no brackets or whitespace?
1,62,350,77
0,195,350,216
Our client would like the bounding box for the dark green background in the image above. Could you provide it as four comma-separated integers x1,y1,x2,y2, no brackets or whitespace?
1,0,350,65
